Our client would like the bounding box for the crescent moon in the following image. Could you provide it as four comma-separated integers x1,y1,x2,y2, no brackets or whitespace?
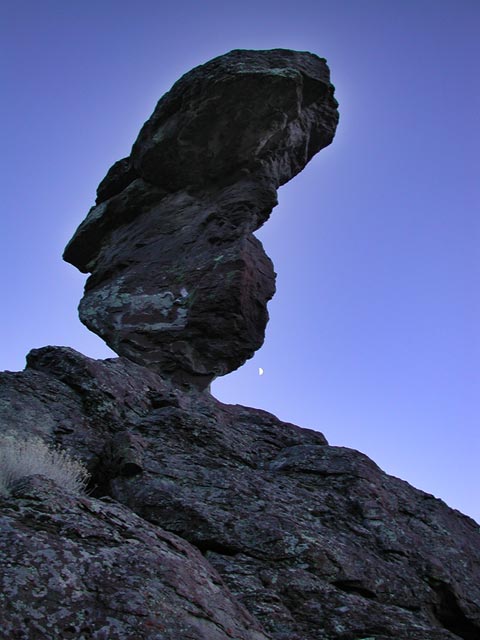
258,367,264,376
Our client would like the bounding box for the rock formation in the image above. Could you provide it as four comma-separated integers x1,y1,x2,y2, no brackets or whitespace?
1,50,479,640
63,49,339,389
1,346,479,640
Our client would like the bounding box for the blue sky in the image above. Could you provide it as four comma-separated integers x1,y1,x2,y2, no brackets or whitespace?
1,1,479,522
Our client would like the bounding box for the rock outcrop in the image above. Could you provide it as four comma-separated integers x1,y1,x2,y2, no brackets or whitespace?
1,347,479,640
1,50,479,640
63,49,339,389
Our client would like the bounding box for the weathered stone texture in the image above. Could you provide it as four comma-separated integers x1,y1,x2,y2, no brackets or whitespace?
0,474,268,640
63,49,338,388
1,347,479,640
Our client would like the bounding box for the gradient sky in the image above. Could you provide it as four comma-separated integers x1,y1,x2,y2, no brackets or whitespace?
1,1,479,523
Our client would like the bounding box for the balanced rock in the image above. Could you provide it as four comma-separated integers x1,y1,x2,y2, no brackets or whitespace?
63,49,339,389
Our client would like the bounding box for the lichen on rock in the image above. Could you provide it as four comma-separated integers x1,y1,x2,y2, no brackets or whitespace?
0,474,269,640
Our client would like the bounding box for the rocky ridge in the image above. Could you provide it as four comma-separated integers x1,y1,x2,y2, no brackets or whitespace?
1,49,479,640
1,347,479,639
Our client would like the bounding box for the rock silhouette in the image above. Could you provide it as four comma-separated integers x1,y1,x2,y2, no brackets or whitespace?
1,50,479,640
63,49,339,389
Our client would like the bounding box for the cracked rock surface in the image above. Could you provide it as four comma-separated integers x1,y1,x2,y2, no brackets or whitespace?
63,49,338,389
1,346,479,640
0,474,268,640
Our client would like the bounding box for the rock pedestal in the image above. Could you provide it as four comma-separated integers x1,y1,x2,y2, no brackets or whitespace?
1,346,479,640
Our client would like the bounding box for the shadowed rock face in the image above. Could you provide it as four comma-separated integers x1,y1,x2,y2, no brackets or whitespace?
1,346,479,640
0,475,269,640
63,49,339,389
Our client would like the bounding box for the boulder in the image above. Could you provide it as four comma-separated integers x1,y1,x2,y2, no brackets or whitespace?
63,49,339,388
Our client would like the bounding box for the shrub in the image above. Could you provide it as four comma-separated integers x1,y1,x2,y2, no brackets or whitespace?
0,432,89,497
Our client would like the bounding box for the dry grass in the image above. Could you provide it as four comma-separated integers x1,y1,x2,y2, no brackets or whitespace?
0,432,89,496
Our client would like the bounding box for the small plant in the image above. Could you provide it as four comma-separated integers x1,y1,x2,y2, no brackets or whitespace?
0,432,89,497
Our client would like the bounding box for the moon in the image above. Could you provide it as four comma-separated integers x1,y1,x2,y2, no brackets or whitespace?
258,367,264,376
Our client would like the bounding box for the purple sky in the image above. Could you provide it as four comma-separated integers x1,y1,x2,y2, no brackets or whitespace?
2,1,479,523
